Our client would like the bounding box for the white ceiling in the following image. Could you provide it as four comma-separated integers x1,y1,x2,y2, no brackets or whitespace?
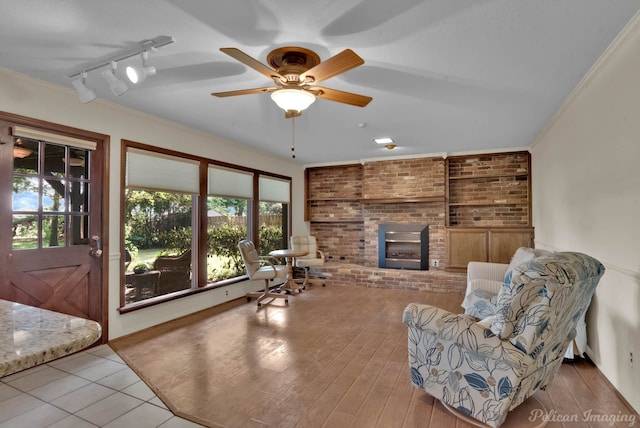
1,1,639,165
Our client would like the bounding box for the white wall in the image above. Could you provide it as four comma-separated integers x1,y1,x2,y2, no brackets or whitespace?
531,14,640,413
0,68,309,340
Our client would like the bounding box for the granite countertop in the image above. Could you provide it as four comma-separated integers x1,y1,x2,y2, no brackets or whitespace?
0,299,102,377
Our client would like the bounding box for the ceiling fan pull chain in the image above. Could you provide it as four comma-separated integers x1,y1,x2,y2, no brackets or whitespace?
291,116,296,159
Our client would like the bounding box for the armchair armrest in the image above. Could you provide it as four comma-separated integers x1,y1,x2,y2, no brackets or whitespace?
467,262,509,283
258,256,279,272
402,302,524,365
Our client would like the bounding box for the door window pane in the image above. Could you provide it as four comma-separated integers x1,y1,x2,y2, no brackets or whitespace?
42,215,65,248
69,181,88,213
12,177,39,211
70,215,89,245
43,143,66,177
69,148,89,179
12,215,38,250
13,138,39,174
43,179,66,212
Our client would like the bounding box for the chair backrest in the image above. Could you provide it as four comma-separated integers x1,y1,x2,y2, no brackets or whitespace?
290,235,319,260
124,249,132,269
238,240,261,277
491,252,605,361
153,249,191,272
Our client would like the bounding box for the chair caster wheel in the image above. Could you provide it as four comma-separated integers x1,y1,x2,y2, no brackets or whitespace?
257,302,262,307
322,283,326,287
247,297,252,302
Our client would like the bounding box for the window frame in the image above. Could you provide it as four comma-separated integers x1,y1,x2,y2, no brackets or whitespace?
119,140,292,312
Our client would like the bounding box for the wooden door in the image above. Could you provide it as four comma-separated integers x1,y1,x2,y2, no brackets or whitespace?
0,115,107,339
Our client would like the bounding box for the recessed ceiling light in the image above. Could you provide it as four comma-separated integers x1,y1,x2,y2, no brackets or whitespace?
374,137,393,144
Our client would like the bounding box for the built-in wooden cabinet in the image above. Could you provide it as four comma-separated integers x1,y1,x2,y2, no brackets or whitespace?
446,227,534,271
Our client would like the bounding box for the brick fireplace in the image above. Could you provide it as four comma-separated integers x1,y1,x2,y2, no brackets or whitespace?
304,152,531,293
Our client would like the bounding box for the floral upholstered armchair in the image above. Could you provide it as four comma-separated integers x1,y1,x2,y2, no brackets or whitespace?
402,252,605,427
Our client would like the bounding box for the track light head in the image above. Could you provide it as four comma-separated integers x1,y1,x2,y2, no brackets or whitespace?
71,71,96,103
126,51,156,84
126,64,156,84
102,62,128,96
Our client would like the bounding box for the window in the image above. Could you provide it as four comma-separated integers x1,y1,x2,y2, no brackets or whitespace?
124,148,198,304
206,166,252,282
121,142,292,309
258,175,290,254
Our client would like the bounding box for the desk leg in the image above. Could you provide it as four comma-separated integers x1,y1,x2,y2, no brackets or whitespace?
280,257,303,294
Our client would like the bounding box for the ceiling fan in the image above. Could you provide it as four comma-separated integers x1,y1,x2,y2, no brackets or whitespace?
212,46,372,118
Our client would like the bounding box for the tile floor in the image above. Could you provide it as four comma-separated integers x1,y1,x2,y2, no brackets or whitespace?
0,345,203,427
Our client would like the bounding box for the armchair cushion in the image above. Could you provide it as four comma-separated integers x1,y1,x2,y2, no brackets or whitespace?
503,247,552,284
462,288,499,319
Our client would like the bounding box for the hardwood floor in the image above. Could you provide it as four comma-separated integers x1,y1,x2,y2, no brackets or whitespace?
110,285,638,428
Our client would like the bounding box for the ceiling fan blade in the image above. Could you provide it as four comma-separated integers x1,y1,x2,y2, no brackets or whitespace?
310,87,372,107
220,48,283,81
300,49,364,84
211,87,276,97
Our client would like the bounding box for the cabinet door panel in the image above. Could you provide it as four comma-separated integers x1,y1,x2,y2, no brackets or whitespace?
489,230,533,264
447,229,488,270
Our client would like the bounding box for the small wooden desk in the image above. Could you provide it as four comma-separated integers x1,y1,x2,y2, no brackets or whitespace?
268,249,308,293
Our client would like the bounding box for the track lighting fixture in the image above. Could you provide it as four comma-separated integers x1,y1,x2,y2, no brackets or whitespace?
71,71,96,103
68,35,174,102
102,62,128,96
126,50,156,84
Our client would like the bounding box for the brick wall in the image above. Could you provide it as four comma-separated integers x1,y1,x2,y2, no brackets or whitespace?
448,152,530,227
449,204,529,227
447,153,529,178
362,157,445,199
306,151,530,294
311,222,364,265
308,164,362,199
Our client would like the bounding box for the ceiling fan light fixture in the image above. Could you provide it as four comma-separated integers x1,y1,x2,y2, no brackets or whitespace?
270,89,315,113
